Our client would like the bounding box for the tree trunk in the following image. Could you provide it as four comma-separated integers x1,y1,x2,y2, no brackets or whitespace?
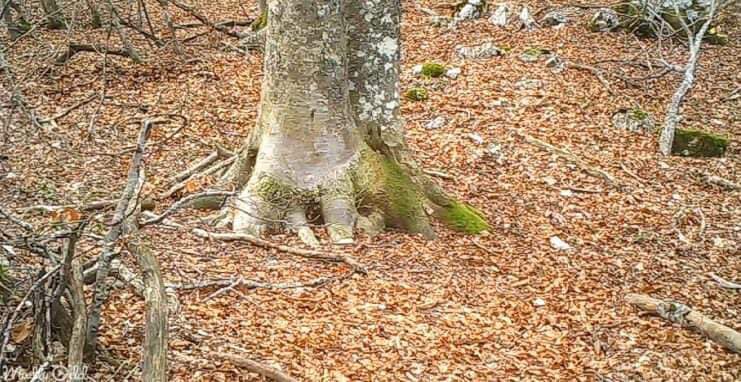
225,0,489,245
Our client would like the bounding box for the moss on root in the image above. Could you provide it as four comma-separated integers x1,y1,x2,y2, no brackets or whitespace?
438,201,490,234
671,129,729,158
251,9,268,31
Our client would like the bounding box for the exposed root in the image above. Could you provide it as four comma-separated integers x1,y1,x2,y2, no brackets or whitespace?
191,229,367,274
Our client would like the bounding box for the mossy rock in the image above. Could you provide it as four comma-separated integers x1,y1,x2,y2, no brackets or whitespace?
420,62,446,78
671,129,729,157
438,201,490,234
405,87,428,101
520,47,551,62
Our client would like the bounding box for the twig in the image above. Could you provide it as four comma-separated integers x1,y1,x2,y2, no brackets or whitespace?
626,293,741,354
422,169,453,180
192,229,367,274
564,60,613,95
37,94,97,123
701,174,740,191
0,265,62,371
161,156,236,199
708,273,741,290
208,350,299,382
513,129,620,185
0,205,34,231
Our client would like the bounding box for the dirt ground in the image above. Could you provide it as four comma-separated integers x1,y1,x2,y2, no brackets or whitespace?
1,0,739,380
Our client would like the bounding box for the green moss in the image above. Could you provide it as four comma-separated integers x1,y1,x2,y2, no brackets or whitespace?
705,27,729,45
404,87,428,101
630,107,649,121
379,157,426,228
420,62,446,78
251,9,268,31
671,129,729,158
438,201,490,234
253,175,306,208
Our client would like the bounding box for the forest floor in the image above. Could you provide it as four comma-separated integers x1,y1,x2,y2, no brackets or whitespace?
0,0,739,381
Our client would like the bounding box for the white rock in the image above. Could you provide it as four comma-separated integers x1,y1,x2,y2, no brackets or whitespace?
518,6,536,30
543,176,557,186
468,132,484,145
456,42,503,59
560,189,574,197
549,236,572,250
425,116,446,130
445,67,461,79
489,4,510,26
412,64,423,76
533,298,546,307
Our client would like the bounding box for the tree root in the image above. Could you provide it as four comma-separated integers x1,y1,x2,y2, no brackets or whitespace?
191,229,367,274
626,293,741,354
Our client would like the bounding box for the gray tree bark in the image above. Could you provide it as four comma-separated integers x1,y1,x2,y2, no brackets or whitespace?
224,0,488,245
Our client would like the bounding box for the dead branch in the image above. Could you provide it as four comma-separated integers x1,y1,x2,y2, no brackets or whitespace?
658,0,719,155
87,119,153,361
168,0,245,38
702,174,740,191
626,293,741,354
171,151,221,184
54,44,134,65
513,129,620,185
142,191,234,226
161,156,236,199
0,264,63,371
37,94,98,122
0,205,34,231
127,238,168,382
208,351,299,382
192,229,367,274
564,60,613,95
65,243,87,382
21,199,117,214
708,273,741,290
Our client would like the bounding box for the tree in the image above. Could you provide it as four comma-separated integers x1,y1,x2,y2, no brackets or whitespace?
218,0,489,245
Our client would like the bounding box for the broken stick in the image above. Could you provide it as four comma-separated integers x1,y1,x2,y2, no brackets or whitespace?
626,293,741,354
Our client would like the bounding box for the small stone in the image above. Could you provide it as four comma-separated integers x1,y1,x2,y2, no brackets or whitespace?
445,67,461,79
455,0,486,21
425,116,446,130
428,15,452,28
489,4,510,27
545,55,565,72
542,10,569,26
560,189,574,197
515,79,543,90
533,298,546,307
519,47,550,63
589,8,619,32
518,6,537,31
549,236,572,251
468,132,484,145
543,176,557,186
611,107,655,133
456,42,503,60
412,64,423,76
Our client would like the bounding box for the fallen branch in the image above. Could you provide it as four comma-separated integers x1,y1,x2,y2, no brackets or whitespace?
514,130,620,185
55,44,135,65
192,229,367,274
87,119,153,361
565,61,613,95
127,238,168,381
708,273,741,290
702,174,740,191
161,156,235,199
208,351,299,382
142,191,234,226
626,293,741,354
